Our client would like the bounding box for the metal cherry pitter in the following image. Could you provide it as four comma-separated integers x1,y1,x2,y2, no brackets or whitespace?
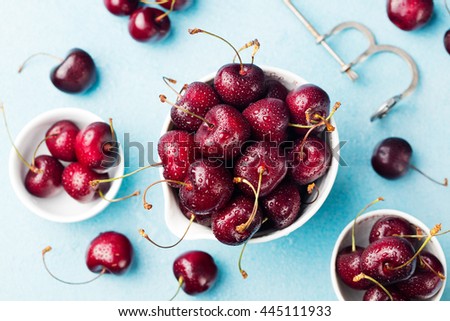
283,0,420,122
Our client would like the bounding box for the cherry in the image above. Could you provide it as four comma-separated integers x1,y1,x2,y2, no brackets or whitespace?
159,0,193,11
19,49,97,94
265,79,288,100
286,84,330,135
62,162,110,203
396,251,445,299
75,121,119,173
211,194,262,246
45,120,80,162
261,180,301,229
360,236,417,285
288,136,331,186
25,155,65,198
387,0,434,31
444,30,450,55
42,231,133,285
164,81,221,132
234,142,287,197
103,0,139,16
194,104,251,160
157,130,195,186
128,7,170,42
172,251,218,299
180,202,212,227
189,28,266,109
371,137,447,186
369,215,417,244
242,98,289,143
363,286,407,301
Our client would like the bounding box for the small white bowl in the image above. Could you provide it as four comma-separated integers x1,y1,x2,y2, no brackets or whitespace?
9,108,124,223
331,209,447,301
160,66,340,243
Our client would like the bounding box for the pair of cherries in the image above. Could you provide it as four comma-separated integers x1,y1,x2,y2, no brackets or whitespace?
42,231,218,299
336,199,446,301
104,0,193,42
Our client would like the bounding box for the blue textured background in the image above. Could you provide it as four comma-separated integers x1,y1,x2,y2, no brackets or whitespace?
1,0,449,300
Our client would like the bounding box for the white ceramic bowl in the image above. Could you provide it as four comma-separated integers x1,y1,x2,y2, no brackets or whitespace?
9,108,124,223
160,66,340,243
331,209,447,301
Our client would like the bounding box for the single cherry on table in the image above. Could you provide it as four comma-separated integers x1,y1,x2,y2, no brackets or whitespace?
387,0,434,31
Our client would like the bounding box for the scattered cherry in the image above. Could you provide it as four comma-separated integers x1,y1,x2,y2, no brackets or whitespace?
444,30,450,55
387,0,434,31
104,0,139,16
45,120,80,162
128,7,171,42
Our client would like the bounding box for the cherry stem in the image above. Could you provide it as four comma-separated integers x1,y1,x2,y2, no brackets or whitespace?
445,0,450,15
90,162,163,187
98,189,140,203
41,246,106,285
18,52,64,73
232,39,260,65
143,179,190,210
390,224,443,271
159,94,214,128
189,28,245,75
351,197,384,252
303,183,320,205
139,214,195,249
162,76,183,99
169,276,184,301
238,240,249,279
31,134,57,170
0,104,39,173
235,166,265,234
409,164,448,187
419,255,446,280
288,101,341,131
109,118,117,142
353,272,393,301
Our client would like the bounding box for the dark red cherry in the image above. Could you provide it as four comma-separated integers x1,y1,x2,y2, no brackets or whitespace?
45,120,80,162
265,79,288,100
371,137,411,179
214,63,266,109
50,49,97,94
194,104,251,160
173,251,218,295
160,0,193,10
234,141,287,197
288,136,331,186
103,0,139,16
363,286,407,301
75,122,119,173
369,216,417,243
212,195,262,245
86,231,133,275
286,84,330,135
445,30,450,54
396,251,445,300
360,236,416,285
170,82,221,132
262,180,301,229
387,0,434,31
242,98,289,143
157,130,195,187
179,202,212,227
179,160,234,214
62,162,109,203
25,155,64,198
336,246,372,290
128,7,171,42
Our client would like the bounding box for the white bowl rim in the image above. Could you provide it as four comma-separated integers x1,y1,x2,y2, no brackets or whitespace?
8,107,125,223
330,208,447,301
160,65,340,243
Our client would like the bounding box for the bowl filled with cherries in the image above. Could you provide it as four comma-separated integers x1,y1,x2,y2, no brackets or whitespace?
4,106,130,223
128,28,340,265
331,198,447,301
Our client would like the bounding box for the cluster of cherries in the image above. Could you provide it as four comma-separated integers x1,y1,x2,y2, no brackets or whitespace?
336,198,447,301
386,0,450,54
103,0,193,42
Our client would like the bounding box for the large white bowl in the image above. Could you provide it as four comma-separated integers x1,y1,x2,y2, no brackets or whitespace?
9,108,124,223
160,66,339,243
331,209,447,301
